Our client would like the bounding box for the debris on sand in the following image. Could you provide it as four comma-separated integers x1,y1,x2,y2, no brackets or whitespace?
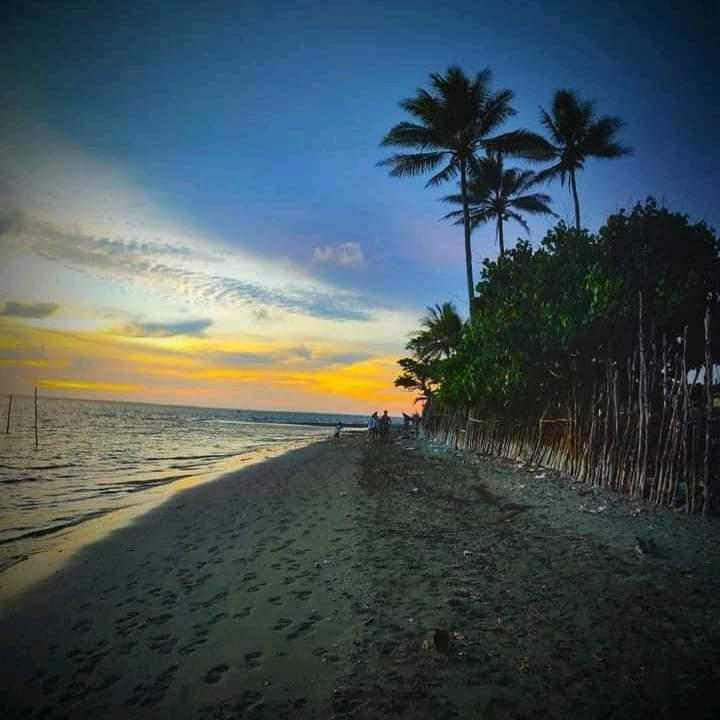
433,629,450,653
580,503,608,514
634,537,658,558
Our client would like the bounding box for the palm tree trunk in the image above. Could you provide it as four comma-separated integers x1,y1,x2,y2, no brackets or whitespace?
497,216,505,255
459,158,475,318
570,167,581,231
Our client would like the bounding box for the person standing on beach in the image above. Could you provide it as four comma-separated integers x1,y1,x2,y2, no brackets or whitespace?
401,413,411,438
411,412,421,438
380,410,391,442
368,412,379,442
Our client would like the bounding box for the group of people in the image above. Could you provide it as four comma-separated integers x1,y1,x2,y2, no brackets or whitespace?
401,411,421,438
367,410,421,442
367,410,393,442
331,410,421,443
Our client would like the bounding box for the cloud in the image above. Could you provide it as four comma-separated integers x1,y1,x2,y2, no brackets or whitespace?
183,270,373,321
1,211,377,322
209,346,371,369
0,300,60,319
324,352,373,365
289,345,313,360
117,319,213,337
216,351,270,366
312,242,365,267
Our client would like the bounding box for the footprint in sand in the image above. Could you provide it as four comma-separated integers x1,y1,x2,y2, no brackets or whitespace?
119,640,138,655
147,613,173,626
126,665,179,706
244,651,263,668
267,596,283,606
204,664,229,684
153,639,177,655
272,618,293,631
233,607,252,619
286,613,322,641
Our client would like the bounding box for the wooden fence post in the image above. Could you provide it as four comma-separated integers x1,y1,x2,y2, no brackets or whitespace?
34,386,38,449
704,305,712,514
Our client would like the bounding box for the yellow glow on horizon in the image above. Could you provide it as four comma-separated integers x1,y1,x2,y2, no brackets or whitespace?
0,317,414,413
38,379,144,393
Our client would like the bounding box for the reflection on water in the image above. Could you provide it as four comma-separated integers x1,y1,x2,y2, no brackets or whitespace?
0,396,364,573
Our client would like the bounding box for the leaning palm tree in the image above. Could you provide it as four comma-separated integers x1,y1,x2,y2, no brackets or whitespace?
443,153,556,255
532,90,631,231
379,67,534,318
407,302,464,361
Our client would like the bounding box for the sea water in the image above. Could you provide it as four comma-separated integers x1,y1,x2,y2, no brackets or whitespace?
0,396,365,574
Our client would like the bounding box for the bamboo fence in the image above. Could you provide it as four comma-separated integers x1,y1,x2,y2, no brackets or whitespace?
422,300,719,514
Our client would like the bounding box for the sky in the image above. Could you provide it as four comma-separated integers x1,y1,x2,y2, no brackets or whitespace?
1,0,717,413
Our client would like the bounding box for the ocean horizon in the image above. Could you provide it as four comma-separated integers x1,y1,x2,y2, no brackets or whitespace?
0,395,369,576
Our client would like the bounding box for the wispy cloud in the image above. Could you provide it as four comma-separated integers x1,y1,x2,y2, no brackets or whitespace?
117,318,213,337
210,346,372,368
1,210,376,322
324,351,373,364
0,300,60,319
312,242,365,267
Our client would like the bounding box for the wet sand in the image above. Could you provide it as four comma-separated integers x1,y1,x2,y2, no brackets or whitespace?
1,435,719,719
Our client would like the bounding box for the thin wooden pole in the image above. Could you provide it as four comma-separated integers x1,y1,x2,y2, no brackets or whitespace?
704,305,712,514
5,394,11,434
34,386,38,448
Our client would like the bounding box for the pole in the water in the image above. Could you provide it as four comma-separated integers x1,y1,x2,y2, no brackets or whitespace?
5,394,11,434
34,386,38,448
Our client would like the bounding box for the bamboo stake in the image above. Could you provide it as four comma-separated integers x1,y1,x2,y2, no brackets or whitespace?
704,305,712,514
5,394,11,434
34,386,38,449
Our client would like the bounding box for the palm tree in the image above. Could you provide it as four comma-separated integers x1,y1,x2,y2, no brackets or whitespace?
532,90,631,231
379,67,534,318
407,302,464,361
442,153,556,255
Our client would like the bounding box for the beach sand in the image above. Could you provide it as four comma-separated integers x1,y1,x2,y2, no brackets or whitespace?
2,435,720,718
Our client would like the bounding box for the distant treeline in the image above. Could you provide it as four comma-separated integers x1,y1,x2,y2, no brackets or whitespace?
397,200,720,512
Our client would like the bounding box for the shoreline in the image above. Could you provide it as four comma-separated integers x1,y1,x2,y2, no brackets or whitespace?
0,435,321,606
2,435,719,718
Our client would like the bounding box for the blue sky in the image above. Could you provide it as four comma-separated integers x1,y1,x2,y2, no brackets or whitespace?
0,0,716,411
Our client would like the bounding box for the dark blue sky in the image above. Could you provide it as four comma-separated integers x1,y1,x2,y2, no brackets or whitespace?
5,0,718,316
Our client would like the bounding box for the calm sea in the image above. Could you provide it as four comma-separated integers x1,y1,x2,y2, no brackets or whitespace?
0,396,366,575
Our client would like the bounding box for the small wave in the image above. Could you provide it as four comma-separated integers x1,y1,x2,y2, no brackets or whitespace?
0,553,30,574
212,418,364,429
144,452,238,462
0,476,40,485
108,473,194,491
0,508,120,546
26,463,77,471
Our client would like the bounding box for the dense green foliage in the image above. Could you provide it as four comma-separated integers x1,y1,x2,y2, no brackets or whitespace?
397,200,719,415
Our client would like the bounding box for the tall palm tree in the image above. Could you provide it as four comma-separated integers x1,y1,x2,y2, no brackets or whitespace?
407,302,464,361
442,153,556,255
532,90,631,231
379,67,533,318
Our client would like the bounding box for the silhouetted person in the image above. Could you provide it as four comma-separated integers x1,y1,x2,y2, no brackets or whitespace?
380,410,391,442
